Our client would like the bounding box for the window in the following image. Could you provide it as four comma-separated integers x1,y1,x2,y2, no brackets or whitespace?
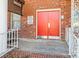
11,13,21,29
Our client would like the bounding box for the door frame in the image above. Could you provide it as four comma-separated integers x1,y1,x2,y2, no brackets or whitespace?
36,8,61,39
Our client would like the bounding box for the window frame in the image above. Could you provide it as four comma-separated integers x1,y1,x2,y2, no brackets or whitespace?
10,12,21,30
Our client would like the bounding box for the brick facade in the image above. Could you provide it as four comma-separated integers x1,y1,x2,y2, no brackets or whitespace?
8,0,23,15
18,0,71,40
7,0,24,30
7,12,11,30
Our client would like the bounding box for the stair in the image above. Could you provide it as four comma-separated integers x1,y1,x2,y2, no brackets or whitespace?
2,49,71,58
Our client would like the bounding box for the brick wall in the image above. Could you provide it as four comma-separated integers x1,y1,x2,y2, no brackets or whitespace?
7,11,11,30
7,0,25,30
8,0,23,15
19,0,71,40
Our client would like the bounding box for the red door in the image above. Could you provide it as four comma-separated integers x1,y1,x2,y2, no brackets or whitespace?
48,10,60,36
37,11,48,36
37,10,60,39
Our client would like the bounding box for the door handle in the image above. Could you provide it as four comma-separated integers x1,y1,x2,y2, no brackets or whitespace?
48,23,50,28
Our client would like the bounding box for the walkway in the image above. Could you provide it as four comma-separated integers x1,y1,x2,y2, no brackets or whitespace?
2,39,70,58
18,39,70,58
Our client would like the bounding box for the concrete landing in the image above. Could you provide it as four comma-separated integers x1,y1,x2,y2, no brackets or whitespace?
19,39,69,55
2,39,70,58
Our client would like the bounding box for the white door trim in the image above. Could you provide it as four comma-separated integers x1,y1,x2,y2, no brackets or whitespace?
36,8,61,39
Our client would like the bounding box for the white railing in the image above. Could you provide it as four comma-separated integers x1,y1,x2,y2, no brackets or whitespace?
66,28,77,57
66,27,79,58
7,29,19,49
73,34,79,58
0,29,19,57
72,34,77,57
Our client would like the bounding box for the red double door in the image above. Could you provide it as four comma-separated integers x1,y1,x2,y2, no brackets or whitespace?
37,10,61,39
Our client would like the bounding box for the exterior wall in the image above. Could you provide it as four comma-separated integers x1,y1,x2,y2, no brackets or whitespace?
8,0,24,15
8,0,24,30
0,0,7,55
19,0,71,40
7,11,11,30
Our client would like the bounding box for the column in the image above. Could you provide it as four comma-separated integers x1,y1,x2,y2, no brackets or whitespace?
0,0,8,55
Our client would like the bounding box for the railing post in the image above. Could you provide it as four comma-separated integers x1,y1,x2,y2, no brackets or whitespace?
16,28,19,48
14,30,16,47
8,31,11,48
10,29,13,47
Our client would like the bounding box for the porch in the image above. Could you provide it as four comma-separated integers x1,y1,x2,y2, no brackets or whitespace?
2,39,70,58
0,0,79,58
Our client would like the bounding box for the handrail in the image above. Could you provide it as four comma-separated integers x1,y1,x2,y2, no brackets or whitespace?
73,34,78,40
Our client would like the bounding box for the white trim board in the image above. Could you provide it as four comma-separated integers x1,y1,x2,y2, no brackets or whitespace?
0,47,15,57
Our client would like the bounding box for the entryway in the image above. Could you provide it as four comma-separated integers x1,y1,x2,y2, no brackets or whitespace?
2,38,70,58
8,39,70,58
36,9,61,39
